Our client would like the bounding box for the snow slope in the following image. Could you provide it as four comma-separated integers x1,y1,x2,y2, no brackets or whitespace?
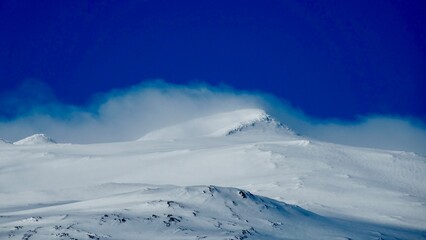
1,109,425,239
13,134,56,145
1,184,423,240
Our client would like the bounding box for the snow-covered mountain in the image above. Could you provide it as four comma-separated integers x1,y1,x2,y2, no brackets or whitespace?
13,134,57,145
1,184,423,240
138,109,295,140
1,109,425,239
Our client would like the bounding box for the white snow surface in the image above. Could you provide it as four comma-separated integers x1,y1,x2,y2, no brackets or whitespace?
13,134,56,145
1,109,425,239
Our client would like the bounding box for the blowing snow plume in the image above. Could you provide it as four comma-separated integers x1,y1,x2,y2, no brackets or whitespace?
0,80,425,154
138,109,295,140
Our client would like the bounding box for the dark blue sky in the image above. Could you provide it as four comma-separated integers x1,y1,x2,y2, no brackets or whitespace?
1,0,425,121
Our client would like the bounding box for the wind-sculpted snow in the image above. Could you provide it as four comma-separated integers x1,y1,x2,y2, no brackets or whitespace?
1,109,425,239
13,134,56,145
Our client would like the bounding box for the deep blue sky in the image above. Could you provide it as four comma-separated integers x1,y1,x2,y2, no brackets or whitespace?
1,0,425,121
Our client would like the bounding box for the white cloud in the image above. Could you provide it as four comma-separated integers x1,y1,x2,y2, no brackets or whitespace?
0,81,264,143
0,80,425,155
300,116,426,154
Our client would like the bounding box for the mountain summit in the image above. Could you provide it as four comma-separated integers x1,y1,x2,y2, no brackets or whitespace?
14,133,57,145
138,109,295,141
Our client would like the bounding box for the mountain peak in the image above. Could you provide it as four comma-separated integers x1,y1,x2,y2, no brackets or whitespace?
138,109,294,141
225,111,294,137
14,134,57,145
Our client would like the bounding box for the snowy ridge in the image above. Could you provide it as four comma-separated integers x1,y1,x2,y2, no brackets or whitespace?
1,184,423,240
13,134,57,145
139,109,294,140
225,113,294,136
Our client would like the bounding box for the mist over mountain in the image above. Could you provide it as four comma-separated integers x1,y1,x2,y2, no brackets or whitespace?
1,108,425,239
1,1,425,238
1,82,425,155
